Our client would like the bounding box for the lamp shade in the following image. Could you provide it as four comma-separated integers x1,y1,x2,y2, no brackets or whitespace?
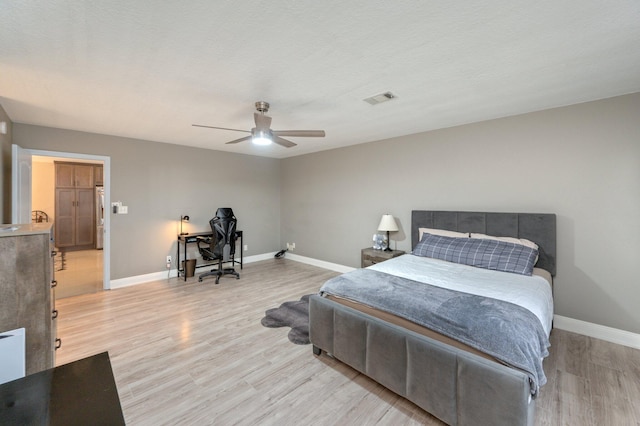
377,214,398,232
181,215,190,222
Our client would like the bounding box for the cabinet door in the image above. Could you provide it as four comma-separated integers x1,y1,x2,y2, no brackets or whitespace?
55,189,76,247
94,165,103,186
55,163,75,188
74,165,94,188
75,188,95,246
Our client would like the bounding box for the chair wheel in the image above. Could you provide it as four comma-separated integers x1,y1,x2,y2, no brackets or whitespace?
198,278,202,282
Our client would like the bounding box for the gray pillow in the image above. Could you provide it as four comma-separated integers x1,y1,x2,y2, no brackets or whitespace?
414,233,538,276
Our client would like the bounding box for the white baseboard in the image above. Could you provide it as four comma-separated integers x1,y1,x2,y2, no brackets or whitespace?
109,253,277,290
284,253,356,274
553,315,640,350
110,270,176,289
108,253,640,350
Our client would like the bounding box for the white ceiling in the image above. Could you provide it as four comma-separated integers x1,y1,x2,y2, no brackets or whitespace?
2,1,640,159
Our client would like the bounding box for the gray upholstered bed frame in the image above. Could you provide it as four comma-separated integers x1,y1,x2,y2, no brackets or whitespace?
309,211,556,426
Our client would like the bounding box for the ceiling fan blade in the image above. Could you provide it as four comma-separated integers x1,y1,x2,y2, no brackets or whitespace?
192,124,250,133
254,113,272,130
273,136,297,148
273,130,325,137
225,136,252,145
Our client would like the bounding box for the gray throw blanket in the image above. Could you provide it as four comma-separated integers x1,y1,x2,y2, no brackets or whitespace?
319,268,550,396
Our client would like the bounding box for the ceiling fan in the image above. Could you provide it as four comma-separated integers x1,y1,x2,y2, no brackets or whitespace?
192,101,325,148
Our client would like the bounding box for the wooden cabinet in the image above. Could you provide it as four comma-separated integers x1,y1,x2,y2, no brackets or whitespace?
361,247,405,268
94,165,104,186
0,223,58,375
55,162,95,248
55,163,93,188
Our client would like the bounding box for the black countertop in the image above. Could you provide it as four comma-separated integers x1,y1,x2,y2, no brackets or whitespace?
0,351,125,425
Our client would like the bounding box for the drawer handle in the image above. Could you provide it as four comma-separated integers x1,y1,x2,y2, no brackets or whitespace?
51,250,57,257
51,280,57,288
52,309,58,319
55,338,62,350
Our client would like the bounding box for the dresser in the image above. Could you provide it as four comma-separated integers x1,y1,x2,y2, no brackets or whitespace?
0,223,59,375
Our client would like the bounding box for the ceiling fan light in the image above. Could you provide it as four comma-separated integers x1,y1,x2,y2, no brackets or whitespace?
252,129,272,145
252,136,272,146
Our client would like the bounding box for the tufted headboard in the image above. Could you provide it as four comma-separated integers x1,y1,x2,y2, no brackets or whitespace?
411,211,557,276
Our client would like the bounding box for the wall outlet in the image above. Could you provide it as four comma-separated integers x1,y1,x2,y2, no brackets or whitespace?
287,242,295,251
244,245,248,251
166,256,171,269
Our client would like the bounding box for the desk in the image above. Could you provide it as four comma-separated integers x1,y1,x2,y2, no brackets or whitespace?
0,351,125,425
177,230,243,281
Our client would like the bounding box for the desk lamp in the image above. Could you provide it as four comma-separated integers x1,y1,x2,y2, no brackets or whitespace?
180,215,190,235
378,214,398,252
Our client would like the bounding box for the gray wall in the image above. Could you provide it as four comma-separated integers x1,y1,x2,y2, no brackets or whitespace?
0,104,12,224
281,93,640,334
5,93,639,334
14,124,281,280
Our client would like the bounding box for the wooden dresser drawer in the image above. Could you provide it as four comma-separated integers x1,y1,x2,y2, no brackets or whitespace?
361,248,404,268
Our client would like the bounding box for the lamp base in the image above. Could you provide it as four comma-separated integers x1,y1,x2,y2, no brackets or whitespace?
383,230,392,251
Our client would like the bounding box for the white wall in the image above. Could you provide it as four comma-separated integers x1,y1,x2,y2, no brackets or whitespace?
280,93,640,334
31,160,55,223
0,104,12,224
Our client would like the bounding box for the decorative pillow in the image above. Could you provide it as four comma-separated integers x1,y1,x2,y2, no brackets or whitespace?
469,233,539,251
418,227,469,240
414,233,538,276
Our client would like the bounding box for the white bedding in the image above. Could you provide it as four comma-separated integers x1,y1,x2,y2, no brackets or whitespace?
368,254,554,336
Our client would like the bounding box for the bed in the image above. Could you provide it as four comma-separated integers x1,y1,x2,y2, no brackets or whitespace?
309,210,556,426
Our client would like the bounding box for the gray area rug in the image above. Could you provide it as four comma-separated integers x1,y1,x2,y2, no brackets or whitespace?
261,294,312,345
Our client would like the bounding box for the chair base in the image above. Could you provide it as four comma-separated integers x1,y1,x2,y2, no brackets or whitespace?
198,267,240,284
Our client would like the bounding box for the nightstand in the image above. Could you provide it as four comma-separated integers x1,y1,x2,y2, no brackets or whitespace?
361,248,405,268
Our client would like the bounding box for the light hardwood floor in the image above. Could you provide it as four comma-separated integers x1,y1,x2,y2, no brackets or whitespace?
55,259,640,425
55,248,104,299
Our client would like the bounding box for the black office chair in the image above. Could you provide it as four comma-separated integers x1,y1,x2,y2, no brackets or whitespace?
197,208,240,284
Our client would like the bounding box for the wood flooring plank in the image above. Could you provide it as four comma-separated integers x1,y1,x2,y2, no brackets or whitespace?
54,259,640,425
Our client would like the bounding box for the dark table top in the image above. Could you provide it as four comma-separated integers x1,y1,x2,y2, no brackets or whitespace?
0,351,125,425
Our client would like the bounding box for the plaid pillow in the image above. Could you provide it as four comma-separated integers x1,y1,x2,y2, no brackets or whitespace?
414,233,538,276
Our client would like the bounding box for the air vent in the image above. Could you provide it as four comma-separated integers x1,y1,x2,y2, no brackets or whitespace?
363,91,397,105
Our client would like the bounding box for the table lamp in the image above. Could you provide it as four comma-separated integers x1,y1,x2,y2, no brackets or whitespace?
180,215,190,235
378,214,398,252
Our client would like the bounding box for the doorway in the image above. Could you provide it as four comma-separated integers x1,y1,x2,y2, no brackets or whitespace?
32,156,106,299
12,145,111,297
33,156,105,298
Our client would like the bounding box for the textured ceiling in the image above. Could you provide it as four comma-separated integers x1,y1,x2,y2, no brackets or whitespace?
2,1,640,159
